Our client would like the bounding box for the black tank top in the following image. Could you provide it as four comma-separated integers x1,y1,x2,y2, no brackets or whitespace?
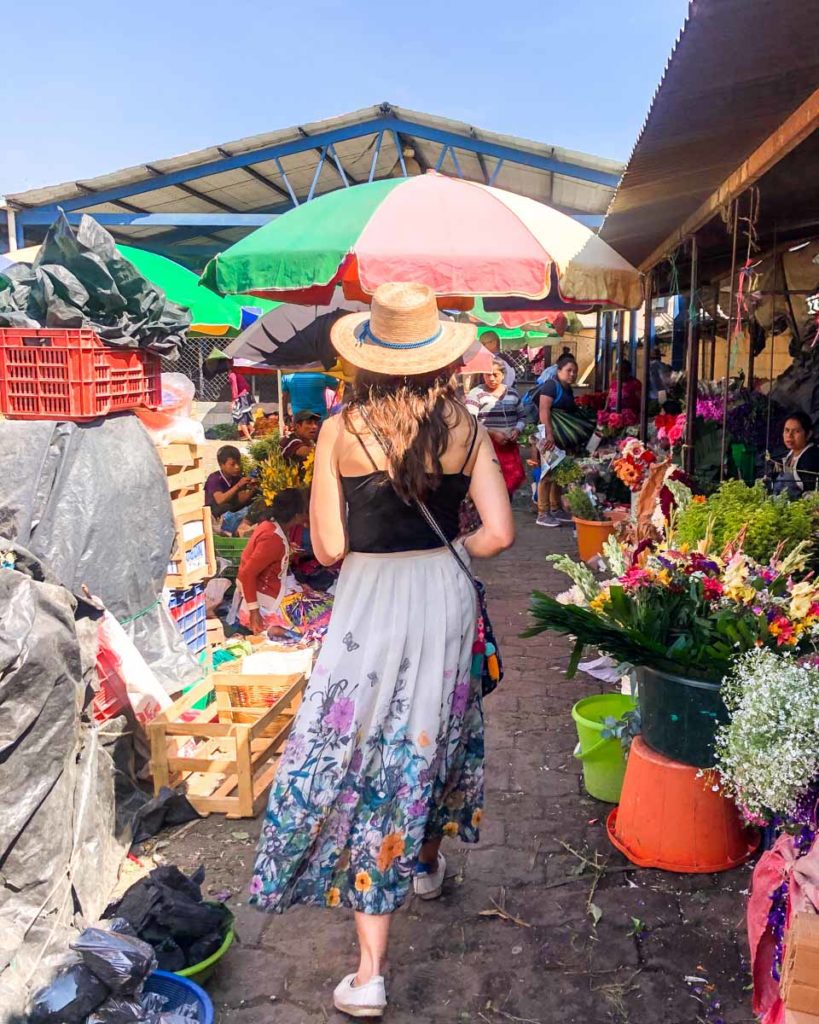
341,422,478,554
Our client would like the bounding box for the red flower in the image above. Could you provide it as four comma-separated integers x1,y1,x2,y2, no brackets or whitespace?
703,578,724,601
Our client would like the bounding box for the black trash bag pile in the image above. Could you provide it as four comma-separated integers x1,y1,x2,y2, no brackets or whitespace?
103,866,232,973
26,922,201,1024
0,212,190,358
28,925,154,1023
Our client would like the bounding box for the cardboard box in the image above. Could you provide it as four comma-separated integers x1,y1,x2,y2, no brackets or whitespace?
786,1010,819,1024
782,913,819,1015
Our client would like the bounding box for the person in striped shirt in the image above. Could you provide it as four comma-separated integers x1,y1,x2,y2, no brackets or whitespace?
466,358,526,495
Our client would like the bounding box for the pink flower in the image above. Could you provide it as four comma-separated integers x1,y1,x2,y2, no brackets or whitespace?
703,578,724,601
248,875,263,896
621,567,652,590
324,697,355,734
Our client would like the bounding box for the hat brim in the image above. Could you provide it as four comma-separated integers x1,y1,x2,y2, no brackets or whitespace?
330,311,477,376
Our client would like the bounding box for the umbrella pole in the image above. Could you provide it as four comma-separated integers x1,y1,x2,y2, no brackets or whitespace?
682,235,700,477
277,369,284,430
640,273,653,442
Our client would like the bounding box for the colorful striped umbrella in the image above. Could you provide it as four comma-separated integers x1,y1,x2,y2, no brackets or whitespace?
200,173,642,310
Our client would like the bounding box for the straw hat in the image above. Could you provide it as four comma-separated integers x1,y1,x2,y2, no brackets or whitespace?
330,282,476,375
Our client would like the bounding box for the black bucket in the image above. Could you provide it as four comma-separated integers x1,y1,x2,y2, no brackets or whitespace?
638,665,728,768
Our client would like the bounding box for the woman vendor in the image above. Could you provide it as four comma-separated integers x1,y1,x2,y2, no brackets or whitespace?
772,412,819,497
466,357,526,495
234,489,333,638
536,353,579,527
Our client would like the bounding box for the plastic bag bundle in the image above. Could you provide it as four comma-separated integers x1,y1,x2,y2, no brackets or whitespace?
28,965,110,1023
70,928,157,994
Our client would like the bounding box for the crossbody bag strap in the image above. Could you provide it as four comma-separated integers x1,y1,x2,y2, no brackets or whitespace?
358,406,480,593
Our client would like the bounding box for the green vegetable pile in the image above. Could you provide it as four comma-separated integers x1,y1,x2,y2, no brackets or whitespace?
675,480,817,562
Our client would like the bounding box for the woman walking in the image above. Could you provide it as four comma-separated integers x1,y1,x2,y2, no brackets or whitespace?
250,282,514,1018
466,357,526,496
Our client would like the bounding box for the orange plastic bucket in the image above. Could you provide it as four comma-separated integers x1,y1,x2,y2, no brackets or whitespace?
606,736,759,873
573,516,616,563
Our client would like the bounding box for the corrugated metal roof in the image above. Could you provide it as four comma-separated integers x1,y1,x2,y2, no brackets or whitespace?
6,103,621,216
600,0,819,270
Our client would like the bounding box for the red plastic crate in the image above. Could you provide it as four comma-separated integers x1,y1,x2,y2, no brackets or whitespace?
0,327,161,421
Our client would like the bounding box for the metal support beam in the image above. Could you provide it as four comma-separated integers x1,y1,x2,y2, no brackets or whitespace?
448,147,464,179
5,206,21,250
15,211,278,227
397,132,429,173
487,159,505,187
328,144,351,187
218,151,292,203
434,144,450,173
640,275,653,442
614,311,625,413
601,312,613,393
640,86,819,273
593,311,602,390
144,164,240,213
307,148,328,203
368,131,384,182
273,157,299,206
31,117,617,217
390,131,407,177
682,236,699,476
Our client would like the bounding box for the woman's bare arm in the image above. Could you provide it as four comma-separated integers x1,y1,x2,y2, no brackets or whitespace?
463,430,515,558
309,416,348,565
539,394,555,450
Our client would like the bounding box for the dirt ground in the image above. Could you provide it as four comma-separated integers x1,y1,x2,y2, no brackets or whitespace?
163,511,754,1024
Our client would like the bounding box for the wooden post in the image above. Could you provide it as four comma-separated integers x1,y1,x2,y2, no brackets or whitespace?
277,368,284,427
640,273,653,442
683,236,700,476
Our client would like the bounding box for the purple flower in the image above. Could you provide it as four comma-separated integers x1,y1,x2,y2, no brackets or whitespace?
248,875,263,895
349,748,363,774
339,788,358,805
451,681,470,717
324,697,355,734
408,799,429,818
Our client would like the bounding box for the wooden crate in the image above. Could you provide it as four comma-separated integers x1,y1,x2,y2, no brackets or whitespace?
148,669,305,818
156,442,206,516
206,617,225,651
166,506,216,587
783,914,819,1016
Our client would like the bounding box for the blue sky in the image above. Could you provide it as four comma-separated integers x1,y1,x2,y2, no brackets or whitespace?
1,0,688,196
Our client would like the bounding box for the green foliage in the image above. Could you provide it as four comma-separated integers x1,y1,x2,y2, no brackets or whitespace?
675,480,815,561
205,422,240,440
247,433,283,466
552,457,584,488
564,486,604,522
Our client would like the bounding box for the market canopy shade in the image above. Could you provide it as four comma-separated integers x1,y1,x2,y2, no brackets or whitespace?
200,172,643,310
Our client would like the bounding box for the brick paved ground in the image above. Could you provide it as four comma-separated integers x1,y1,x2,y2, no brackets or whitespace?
167,510,754,1024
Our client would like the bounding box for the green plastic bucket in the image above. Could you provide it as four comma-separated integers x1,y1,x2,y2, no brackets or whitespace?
571,693,636,803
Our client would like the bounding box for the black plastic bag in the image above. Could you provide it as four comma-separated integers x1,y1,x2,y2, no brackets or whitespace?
152,938,186,974
28,963,109,1023
70,927,156,994
130,788,199,846
86,996,147,1023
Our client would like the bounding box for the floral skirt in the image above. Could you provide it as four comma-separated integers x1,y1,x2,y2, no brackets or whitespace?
250,546,483,915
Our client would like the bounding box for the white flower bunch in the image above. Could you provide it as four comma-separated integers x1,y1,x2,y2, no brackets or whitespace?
715,648,819,825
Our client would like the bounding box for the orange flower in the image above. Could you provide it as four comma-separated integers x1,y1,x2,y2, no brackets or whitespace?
376,832,405,872
417,730,431,748
692,494,706,504
471,809,483,828
354,871,372,893
443,822,459,837
326,887,341,907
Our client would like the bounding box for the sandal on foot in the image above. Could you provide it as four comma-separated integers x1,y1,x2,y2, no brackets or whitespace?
333,974,386,1018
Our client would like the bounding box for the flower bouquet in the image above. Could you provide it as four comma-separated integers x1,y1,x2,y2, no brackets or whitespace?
597,408,639,439
612,437,657,492
524,536,819,682
576,391,607,412
253,433,315,505
715,649,819,828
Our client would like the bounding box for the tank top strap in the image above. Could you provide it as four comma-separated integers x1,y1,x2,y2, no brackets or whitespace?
460,417,480,473
353,428,381,473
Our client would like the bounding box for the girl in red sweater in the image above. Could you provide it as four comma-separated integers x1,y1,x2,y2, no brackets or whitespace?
236,489,333,638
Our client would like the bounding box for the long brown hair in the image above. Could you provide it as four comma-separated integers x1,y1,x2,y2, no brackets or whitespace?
343,366,468,502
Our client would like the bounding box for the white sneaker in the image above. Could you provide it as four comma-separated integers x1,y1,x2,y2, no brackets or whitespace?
333,973,387,1018
412,852,446,900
